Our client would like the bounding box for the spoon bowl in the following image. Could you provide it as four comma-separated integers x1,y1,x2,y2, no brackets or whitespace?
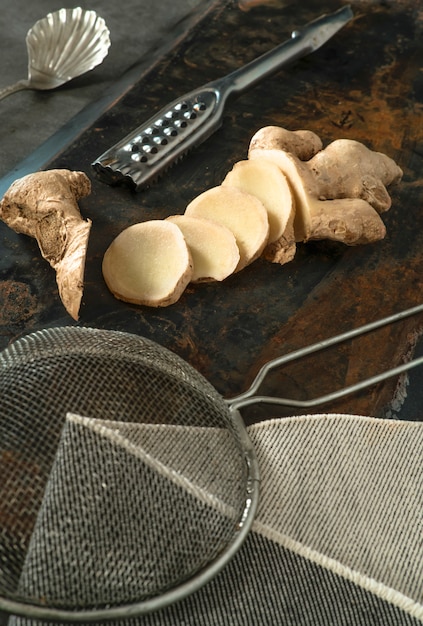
0,7,110,100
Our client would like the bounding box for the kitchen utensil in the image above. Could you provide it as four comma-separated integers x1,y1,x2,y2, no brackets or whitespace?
0,8,110,101
0,326,259,622
1,302,423,622
92,5,353,190
229,302,423,411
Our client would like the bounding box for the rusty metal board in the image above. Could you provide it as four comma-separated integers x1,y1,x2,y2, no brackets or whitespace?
1,0,423,423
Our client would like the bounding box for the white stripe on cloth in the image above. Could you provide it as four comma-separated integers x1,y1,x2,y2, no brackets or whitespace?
248,413,423,620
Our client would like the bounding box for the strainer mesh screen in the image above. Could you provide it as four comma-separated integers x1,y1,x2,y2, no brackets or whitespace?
0,327,249,612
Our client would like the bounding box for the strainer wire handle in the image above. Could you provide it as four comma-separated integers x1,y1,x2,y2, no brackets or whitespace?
228,303,423,411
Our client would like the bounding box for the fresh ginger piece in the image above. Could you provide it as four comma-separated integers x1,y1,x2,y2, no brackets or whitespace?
249,148,315,241
249,148,387,245
0,169,91,320
166,214,240,282
308,139,403,213
185,185,269,271
308,198,386,244
249,126,323,161
102,220,193,307
221,159,294,244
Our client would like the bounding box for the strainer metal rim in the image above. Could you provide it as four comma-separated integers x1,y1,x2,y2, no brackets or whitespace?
0,428,258,623
0,325,260,622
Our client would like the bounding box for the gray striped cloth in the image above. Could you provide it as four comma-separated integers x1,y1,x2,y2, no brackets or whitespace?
6,413,423,626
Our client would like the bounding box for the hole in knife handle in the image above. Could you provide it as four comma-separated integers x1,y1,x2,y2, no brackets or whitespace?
123,96,210,158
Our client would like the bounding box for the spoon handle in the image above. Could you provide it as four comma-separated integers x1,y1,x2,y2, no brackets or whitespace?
0,79,29,101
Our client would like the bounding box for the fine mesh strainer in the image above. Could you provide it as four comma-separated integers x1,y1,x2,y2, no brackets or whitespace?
1,306,423,623
0,326,258,622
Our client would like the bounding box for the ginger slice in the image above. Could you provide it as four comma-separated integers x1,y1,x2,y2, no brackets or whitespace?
249,148,387,245
221,159,294,244
166,214,240,282
102,220,193,307
249,148,316,241
185,185,269,271
0,169,92,320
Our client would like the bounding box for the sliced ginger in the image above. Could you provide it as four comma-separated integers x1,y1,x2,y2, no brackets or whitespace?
99,125,402,308
166,214,240,282
185,185,269,271
0,169,92,320
102,220,193,307
222,159,294,244
248,148,315,242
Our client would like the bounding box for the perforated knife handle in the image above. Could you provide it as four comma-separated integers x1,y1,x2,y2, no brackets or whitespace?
92,6,353,191
92,85,226,190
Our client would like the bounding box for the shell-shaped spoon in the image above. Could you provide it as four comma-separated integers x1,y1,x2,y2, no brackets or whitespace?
0,7,110,100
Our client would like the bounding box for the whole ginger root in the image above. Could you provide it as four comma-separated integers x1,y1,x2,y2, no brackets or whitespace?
0,169,92,320
248,126,403,247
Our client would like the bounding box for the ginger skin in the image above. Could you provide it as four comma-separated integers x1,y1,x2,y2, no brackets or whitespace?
308,139,403,213
249,126,323,161
262,205,296,264
0,169,92,320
